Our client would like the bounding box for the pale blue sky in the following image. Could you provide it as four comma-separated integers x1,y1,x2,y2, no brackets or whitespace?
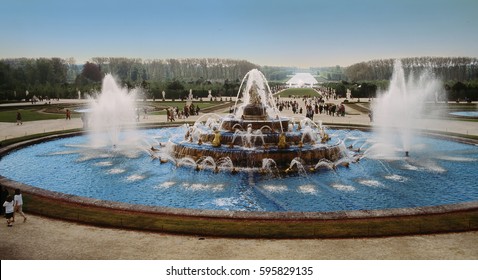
1,0,477,67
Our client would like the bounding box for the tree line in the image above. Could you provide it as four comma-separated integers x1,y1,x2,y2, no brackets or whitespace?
2,56,477,101
0,57,258,101
345,57,478,82
89,57,258,83
343,57,478,101
0,57,79,100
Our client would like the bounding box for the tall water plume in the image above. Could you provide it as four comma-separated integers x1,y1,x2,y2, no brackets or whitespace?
372,60,443,156
234,69,279,118
88,74,138,147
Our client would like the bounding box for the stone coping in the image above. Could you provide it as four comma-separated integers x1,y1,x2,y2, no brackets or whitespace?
1,174,478,221
1,124,477,237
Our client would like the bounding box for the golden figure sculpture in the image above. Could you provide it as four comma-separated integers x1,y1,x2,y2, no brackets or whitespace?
212,128,221,147
277,132,288,149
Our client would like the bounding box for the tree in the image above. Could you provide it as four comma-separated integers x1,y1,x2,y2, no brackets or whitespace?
167,80,184,91
335,83,346,97
351,82,378,98
81,62,102,82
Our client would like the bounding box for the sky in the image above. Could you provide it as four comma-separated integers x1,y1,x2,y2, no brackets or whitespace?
1,0,477,67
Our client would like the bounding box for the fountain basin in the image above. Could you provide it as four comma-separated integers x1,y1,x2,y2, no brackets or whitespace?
1,126,478,237
449,111,478,118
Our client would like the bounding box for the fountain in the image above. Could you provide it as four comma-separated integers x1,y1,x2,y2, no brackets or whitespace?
0,66,477,238
169,69,344,171
371,60,443,157
87,74,138,147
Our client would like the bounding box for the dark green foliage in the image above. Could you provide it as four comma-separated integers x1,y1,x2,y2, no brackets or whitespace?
80,62,102,82
0,57,259,101
345,57,478,101
345,57,478,82
351,82,378,98
0,58,71,100
446,81,478,101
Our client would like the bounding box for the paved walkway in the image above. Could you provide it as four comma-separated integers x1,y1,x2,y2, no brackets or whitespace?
2,98,477,141
0,99,477,259
1,214,477,259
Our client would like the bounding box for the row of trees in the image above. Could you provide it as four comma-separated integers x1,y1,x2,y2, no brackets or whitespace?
89,57,258,83
0,58,74,100
0,57,259,100
345,57,478,82
324,79,478,101
343,57,478,101
2,56,477,101
445,80,478,101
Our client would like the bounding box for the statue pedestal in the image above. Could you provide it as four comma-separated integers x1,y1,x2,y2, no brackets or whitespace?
242,104,267,120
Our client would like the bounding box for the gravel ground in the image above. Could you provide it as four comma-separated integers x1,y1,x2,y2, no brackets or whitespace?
0,214,477,259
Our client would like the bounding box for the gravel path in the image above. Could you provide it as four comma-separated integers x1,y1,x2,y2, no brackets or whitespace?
1,214,477,259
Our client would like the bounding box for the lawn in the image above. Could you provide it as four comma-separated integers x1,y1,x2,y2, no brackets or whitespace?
150,101,218,109
0,101,224,120
148,101,228,115
0,109,70,123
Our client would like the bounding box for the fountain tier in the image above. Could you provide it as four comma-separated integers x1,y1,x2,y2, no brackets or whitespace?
172,140,343,169
169,69,344,171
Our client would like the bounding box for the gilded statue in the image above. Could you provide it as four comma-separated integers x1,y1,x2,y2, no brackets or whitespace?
212,128,221,147
277,132,288,149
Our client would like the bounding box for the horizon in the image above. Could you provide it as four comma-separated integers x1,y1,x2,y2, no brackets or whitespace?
1,0,477,68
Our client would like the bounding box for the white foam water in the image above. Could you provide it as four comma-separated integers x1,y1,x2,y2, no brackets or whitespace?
262,185,288,193
298,184,318,195
332,184,355,192
358,179,383,187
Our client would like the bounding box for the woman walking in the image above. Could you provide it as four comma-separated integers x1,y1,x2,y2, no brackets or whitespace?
13,189,27,222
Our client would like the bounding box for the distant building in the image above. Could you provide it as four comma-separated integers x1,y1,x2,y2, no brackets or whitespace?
286,73,319,88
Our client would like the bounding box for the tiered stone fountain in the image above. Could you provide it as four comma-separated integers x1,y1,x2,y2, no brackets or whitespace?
170,69,345,172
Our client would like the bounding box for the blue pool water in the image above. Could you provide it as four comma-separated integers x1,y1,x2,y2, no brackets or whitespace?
449,111,478,117
1,128,477,212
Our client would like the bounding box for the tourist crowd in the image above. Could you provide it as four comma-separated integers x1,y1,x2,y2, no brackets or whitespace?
167,103,201,122
276,95,346,120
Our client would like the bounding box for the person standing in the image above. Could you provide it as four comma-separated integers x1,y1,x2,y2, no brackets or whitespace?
16,110,22,125
13,189,27,222
3,195,14,227
66,109,71,120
